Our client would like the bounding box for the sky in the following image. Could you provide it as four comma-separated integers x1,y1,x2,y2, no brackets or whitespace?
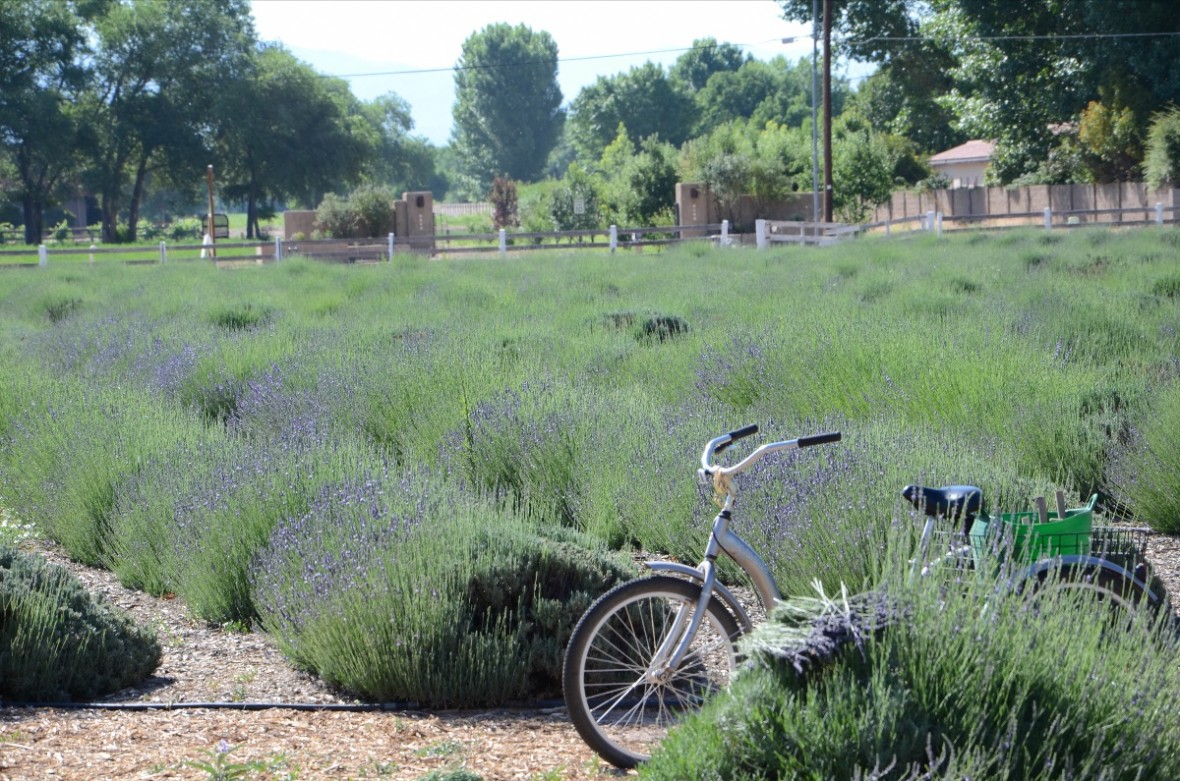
248,0,825,146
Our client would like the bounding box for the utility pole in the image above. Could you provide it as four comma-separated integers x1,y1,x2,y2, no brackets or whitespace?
822,0,833,223
810,0,820,225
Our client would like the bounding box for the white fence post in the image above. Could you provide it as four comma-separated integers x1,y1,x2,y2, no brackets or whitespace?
38,244,47,266
88,244,96,264
936,212,943,238
275,235,283,261
1156,202,1165,225
926,210,935,232
721,219,730,246
1043,207,1052,230
158,240,167,263
387,232,395,262
755,219,767,249
499,228,507,258
609,225,617,254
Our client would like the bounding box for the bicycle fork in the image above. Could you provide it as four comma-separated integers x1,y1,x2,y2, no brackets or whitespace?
646,503,774,679
645,560,721,681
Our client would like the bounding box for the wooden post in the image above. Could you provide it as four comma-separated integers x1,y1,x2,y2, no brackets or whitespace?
206,165,216,259
1034,496,1049,525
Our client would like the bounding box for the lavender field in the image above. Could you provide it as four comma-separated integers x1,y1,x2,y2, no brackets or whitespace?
2,228,1179,708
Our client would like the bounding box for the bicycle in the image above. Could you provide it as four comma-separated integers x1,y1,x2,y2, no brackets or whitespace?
561,424,1166,769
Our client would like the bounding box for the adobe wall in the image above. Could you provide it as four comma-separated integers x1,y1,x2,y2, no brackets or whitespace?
872,182,1179,225
283,210,316,240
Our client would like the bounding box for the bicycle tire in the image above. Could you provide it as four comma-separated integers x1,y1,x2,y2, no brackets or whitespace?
562,575,743,769
1031,563,1165,620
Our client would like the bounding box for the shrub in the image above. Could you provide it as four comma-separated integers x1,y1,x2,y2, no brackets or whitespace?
643,559,1180,780
163,434,376,625
447,383,587,527
1114,384,1180,532
1152,274,1180,299
1144,106,1180,188
315,192,357,238
488,176,519,230
349,184,398,238
169,218,203,242
315,186,397,239
0,545,161,701
209,302,273,331
0,376,210,567
252,475,636,705
639,314,689,342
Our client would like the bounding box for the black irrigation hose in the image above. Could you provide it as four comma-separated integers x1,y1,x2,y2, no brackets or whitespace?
4,701,410,712
1,699,568,712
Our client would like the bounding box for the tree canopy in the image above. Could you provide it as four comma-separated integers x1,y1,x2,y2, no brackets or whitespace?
450,23,563,196
566,62,697,163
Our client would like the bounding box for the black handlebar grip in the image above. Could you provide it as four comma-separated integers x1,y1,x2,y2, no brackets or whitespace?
798,431,841,447
715,423,758,455
726,423,759,442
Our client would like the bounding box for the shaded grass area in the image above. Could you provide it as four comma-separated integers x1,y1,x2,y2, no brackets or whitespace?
1,228,1179,712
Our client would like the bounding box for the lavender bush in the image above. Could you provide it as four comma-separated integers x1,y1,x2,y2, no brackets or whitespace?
252,473,635,704
3,229,1180,714
643,539,1180,781
0,374,210,566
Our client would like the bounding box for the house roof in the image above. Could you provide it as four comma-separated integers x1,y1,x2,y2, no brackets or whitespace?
929,139,995,165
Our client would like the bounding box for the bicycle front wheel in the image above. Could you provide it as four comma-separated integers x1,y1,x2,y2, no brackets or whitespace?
562,575,743,769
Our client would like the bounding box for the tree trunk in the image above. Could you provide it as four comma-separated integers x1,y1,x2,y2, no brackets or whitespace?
22,192,44,246
127,154,150,243
246,178,259,239
101,195,120,244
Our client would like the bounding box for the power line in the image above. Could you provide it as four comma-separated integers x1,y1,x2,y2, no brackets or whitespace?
329,38,785,79
853,31,1180,45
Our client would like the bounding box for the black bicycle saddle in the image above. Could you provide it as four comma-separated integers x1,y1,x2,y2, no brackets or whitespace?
901,485,982,533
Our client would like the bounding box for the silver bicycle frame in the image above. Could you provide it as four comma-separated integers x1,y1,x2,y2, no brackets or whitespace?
645,434,814,676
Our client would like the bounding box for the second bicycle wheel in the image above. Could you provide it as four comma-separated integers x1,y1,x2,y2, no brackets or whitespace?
562,575,743,769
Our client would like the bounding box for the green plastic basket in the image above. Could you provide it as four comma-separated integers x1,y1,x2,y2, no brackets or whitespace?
969,494,1097,566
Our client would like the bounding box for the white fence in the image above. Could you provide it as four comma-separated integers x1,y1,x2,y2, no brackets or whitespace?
433,202,492,217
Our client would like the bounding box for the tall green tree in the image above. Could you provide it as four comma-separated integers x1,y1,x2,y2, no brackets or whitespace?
567,62,697,162
928,0,1180,182
670,38,748,92
83,0,256,242
362,92,436,195
451,23,563,196
778,0,963,155
0,0,94,244
213,45,377,238
691,57,849,134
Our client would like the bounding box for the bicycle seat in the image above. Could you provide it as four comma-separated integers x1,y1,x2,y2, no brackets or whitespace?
902,485,982,533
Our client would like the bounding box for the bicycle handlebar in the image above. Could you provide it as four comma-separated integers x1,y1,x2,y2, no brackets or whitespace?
714,423,759,455
701,426,841,476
